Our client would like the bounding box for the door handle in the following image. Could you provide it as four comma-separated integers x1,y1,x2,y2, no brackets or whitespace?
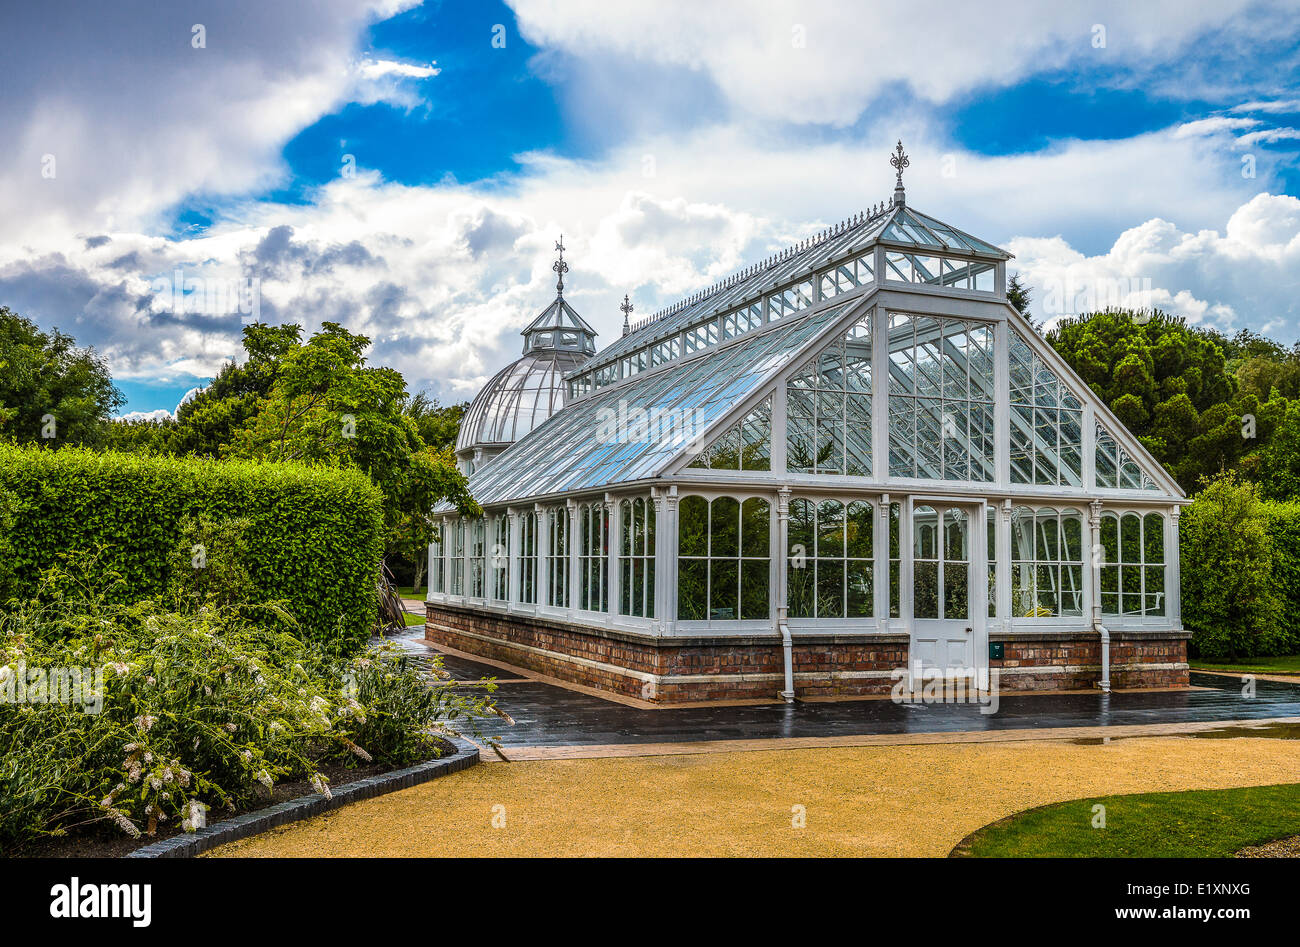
965,627,972,634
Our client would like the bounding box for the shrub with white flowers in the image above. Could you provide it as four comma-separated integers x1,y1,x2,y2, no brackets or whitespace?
0,564,502,849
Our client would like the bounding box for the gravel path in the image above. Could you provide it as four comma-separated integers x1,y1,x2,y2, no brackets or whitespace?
210,734,1300,857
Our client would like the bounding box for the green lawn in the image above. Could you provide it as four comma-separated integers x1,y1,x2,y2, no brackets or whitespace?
1191,655,1300,676
402,611,425,627
955,783,1300,857
396,586,424,600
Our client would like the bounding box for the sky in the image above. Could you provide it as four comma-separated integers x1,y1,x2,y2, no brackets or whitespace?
2,0,1299,419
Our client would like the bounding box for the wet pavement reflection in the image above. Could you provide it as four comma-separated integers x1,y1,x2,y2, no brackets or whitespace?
382,626,1300,750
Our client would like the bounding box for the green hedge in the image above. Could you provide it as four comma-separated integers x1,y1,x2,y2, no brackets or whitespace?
1262,501,1300,654
0,444,384,653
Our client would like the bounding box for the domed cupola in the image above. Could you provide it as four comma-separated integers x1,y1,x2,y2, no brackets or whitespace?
455,237,598,474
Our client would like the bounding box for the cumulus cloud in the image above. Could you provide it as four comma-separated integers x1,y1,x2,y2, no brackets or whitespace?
2,118,1293,404
508,0,1298,125
1009,193,1300,337
0,0,420,244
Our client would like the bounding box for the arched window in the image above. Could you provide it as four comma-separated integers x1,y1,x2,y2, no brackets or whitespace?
429,532,444,595
490,516,510,602
678,495,770,621
448,519,464,595
519,511,538,605
619,497,656,617
1010,507,1084,617
788,498,874,618
578,502,608,612
1100,511,1165,615
468,519,487,598
546,508,568,608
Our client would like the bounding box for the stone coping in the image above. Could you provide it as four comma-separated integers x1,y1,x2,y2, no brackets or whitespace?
429,600,1186,647
124,738,480,859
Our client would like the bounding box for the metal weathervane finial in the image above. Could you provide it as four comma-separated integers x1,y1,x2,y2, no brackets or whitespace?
890,139,910,206
620,293,634,334
553,235,568,295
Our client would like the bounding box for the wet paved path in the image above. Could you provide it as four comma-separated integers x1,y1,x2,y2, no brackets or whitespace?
386,626,1300,750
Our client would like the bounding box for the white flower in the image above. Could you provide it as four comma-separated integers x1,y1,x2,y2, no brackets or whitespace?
134,714,157,732
256,770,273,790
309,774,332,800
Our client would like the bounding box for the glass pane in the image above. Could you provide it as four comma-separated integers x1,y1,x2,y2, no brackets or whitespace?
742,498,770,557
679,496,708,557
678,559,707,620
847,559,872,617
710,559,738,620
710,497,740,558
816,558,844,618
914,562,939,619
740,560,769,620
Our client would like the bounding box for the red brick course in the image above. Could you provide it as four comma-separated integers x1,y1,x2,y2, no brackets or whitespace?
426,602,1188,703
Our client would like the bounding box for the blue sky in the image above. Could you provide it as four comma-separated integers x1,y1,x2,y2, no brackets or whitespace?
2,0,1298,417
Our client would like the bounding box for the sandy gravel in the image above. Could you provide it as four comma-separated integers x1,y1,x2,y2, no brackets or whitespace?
210,735,1300,858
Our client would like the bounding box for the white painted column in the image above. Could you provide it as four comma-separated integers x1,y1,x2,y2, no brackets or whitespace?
1167,505,1182,626
1088,499,1104,626
535,505,549,608
998,500,1012,629
567,499,581,613
775,487,791,633
993,318,1011,487
507,508,521,607
875,493,890,629
606,493,620,617
1082,403,1097,490
872,304,889,482
657,487,679,633
771,381,788,474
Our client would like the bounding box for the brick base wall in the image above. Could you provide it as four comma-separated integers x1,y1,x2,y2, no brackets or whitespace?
426,602,1188,703
991,632,1189,691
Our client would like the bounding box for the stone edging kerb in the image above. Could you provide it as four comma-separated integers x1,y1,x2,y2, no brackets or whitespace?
124,738,480,858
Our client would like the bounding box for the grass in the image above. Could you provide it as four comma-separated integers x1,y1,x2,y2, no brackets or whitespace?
396,586,424,600
956,783,1300,857
1191,654,1300,675
402,611,425,627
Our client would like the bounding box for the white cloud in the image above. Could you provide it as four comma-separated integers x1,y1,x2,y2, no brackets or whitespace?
356,58,440,79
508,0,1297,125
3,118,1293,406
0,1,421,244
1174,116,1258,138
1009,193,1300,336
116,409,174,423
1232,99,1300,113
1237,127,1300,147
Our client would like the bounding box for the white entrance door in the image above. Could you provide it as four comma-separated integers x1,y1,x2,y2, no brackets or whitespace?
909,500,986,683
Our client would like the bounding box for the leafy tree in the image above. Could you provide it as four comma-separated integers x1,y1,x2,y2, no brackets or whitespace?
225,322,478,573
1180,472,1285,660
0,306,122,446
1046,309,1264,492
405,392,467,453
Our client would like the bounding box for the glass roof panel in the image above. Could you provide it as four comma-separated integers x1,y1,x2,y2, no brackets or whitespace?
459,301,854,506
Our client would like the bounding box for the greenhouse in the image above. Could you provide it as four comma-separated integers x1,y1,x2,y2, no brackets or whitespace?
427,145,1189,704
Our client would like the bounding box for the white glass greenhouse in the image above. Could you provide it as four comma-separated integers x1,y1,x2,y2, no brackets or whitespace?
427,150,1188,703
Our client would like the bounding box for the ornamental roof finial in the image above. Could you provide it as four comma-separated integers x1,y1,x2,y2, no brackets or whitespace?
620,294,634,335
890,139,909,207
553,235,568,295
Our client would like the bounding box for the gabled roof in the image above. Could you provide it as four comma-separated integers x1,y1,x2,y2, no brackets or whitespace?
576,201,1009,379
451,298,859,508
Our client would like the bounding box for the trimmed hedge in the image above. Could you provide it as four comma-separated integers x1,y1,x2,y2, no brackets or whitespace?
0,444,384,653
1262,501,1300,655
